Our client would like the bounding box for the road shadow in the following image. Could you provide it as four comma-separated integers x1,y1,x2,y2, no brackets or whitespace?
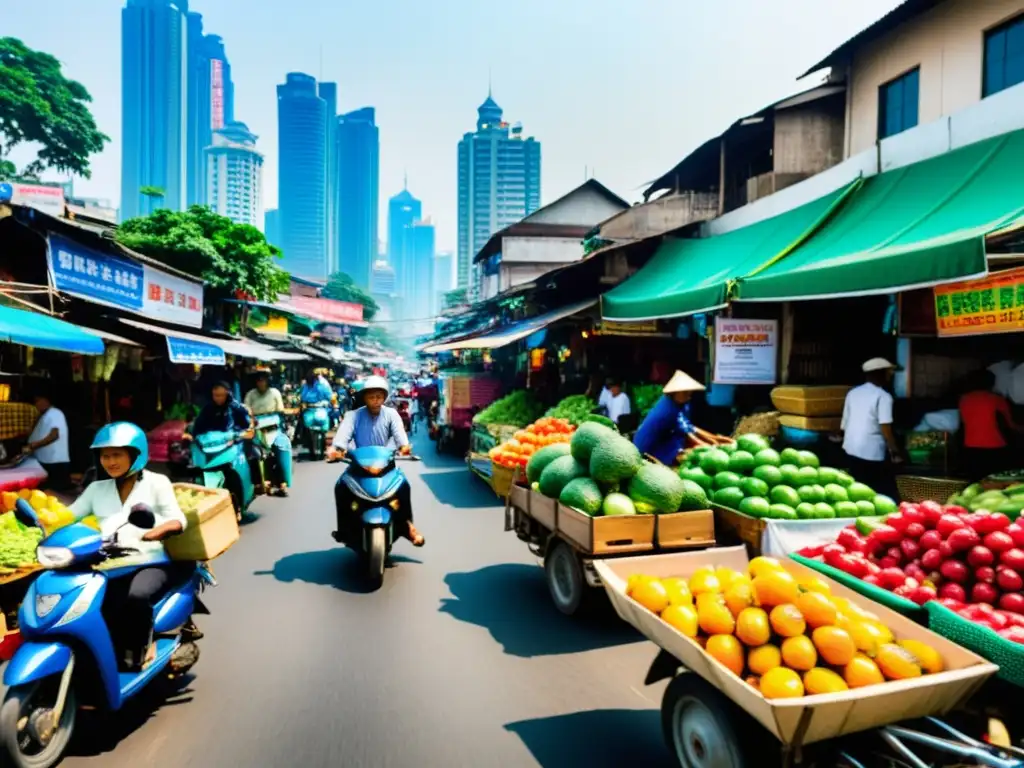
255,548,422,594
419,469,501,509
505,708,673,767
439,564,640,657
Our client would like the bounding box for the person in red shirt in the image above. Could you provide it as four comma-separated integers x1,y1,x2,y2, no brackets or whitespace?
959,370,1021,480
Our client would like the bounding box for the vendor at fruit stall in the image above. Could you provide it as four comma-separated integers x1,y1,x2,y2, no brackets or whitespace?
840,358,902,499
22,391,72,492
633,370,705,465
601,379,632,426
959,368,1023,480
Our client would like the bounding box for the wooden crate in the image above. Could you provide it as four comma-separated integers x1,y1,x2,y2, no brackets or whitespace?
167,483,239,562
655,509,715,550
712,503,766,556
529,491,558,530
557,503,655,555
509,484,531,514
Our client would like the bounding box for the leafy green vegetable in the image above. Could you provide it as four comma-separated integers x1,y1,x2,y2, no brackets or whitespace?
473,390,544,427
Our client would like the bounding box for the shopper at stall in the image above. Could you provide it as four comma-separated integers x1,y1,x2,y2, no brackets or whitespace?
23,391,71,492
604,379,632,426
633,371,705,465
840,358,902,498
70,422,189,671
959,368,1021,480
183,382,253,440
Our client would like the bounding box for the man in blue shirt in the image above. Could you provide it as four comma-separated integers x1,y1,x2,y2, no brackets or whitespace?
328,376,424,547
184,382,253,440
633,370,705,466
299,369,333,405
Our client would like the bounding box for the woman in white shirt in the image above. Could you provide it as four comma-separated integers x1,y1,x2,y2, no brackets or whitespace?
71,422,188,671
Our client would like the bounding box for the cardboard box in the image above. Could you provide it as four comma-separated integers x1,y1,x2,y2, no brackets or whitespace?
166,484,239,562
595,547,997,746
558,503,655,555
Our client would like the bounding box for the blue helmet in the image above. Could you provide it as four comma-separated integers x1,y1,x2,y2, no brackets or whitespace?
91,422,149,475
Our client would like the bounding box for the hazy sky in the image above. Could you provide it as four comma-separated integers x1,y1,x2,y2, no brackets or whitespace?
5,0,902,252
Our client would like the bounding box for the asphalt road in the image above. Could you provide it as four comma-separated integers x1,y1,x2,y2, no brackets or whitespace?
56,432,674,767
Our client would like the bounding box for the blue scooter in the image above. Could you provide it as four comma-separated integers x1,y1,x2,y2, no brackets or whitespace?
253,413,293,493
330,446,420,588
190,430,255,521
301,402,330,461
0,500,214,768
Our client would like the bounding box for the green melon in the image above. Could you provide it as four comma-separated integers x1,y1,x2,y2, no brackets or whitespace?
526,443,572,484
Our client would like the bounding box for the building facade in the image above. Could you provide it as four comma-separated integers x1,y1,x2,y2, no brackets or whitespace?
264,208,280,247
386,186,422,293
433,251,454,315
205,122,263,228
185,13,234,207
277,73,328,280
336,107,380,289
456,92,541,289
319,82,338,274
121,0,189,220
402,220,436,326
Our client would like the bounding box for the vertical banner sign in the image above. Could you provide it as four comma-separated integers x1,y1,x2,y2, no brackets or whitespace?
713,319,778,385
211,59,225,130
933,267,1024,337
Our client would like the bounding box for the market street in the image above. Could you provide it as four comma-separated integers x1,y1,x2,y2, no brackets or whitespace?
54,433,674,767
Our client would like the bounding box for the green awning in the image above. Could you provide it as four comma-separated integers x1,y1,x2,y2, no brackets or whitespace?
601,182,859,320
736,130,1024,302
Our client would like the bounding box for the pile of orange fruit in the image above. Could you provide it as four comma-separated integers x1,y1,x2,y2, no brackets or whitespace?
626,556,944,699
489,417,575,469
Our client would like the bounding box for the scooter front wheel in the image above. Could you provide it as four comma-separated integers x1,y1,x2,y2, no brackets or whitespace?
367,527,386,588
0,682,77,768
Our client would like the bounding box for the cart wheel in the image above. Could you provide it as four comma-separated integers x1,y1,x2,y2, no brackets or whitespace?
544,541,589,616
661,674,767,768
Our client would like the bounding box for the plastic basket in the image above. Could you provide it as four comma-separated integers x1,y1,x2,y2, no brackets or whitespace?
925,601,1024,688
490,461,515,498
788,553,925,619
895,475,968,504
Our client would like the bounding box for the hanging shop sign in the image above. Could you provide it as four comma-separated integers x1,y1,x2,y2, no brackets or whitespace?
143,267,204,328
713,319,778,385
166,336,225,366
933,267,1024,337
11,183,66,218
595,319,661,336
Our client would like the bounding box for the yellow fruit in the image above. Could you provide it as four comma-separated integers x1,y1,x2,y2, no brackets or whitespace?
803,668,849,695
736,607,771,647
769,604,806,638
752,571,800,608
724,581,755,618
760,667,804,699
747,644,782,676
876,643,923,680
18,489,31,500
631,578,670,614
715,567,743,591
697,598,736,635
844,653,885,688
898,639,943,674
780,635,818,671
864,620,894,645
689,569,722,596
748,556,785,579
1,491,18,511
29,489,48,512
662,577,693,606
797,575,832,595
796,591,838,629
46,495,63,513
661,604,699,638
706,634,745,676
812,626,857,666
627,574,657,595
847,620,888,657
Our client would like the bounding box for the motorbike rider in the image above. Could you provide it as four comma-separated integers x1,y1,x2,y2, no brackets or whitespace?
243,371,289,496
183,381,254,442
70,422,191,671
328,375,425,547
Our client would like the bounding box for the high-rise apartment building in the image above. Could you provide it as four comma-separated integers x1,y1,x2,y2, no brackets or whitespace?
205,122,263,228
457,92,541,288
318,82,338,274
185,12,233,207
121,0,189,220
387,185,422,287
264,208,280,247
433,251,454,315
335,107,379,290
402,221,435,325
277,73,328,280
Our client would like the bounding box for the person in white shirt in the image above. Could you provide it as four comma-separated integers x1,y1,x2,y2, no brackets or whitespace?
23,392,71,491
605,379,632,426
71,422,189,671
841,358,903,499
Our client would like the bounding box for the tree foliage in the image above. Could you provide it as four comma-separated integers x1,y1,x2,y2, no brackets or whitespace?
0,38,108,178
323,271,380,321
117,206,290,302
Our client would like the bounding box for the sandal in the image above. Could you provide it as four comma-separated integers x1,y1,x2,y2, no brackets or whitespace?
408,524,426,547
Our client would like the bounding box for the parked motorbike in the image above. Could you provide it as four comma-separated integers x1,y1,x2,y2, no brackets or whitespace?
190,430,255,521
0,500,215,768
301,402,330,461
253,413,293,494
329,447,420,588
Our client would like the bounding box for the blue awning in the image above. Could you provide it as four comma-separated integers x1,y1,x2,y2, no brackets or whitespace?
421,300,596,353
0,304,105,355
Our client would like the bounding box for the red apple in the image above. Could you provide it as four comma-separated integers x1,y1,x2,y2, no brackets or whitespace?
879,567,906,589
921,501,947,524
886,514,908,533
975,566,996,584
1001,548,1024,571
947,527,981,552
967,546,995,568
905,563,927,582
937,514,967,537
983,531,1014,553
899,539,921,560
919,530,943,551
939,559,969,583
999,592,1024,615
938,596,964,610
902,504,926,525
879,556,900,569
940,503,968,517
904,522,926,539
997,626,1024,644
1006,523,1024,548
939,541,955,558
873,525,902,545
862,573,883,587
978,513,1012,533
972,582,1000,604
998,568,1024,592
908,585,937,605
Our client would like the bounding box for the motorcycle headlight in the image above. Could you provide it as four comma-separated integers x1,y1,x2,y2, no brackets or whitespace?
390,498,401,511
35,593,61,618
36,546,75,569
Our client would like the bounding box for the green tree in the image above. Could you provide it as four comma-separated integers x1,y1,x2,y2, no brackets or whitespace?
323,271,380,321
117,206,290,301
0,38,109,178
139,185,165,199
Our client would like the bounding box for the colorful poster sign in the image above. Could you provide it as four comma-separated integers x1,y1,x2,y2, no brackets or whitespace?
281,296,364,325
713,319,778,385
47,233,144,310
934,267,1024,337
11,183,65,217
166,337,225,366
143,266,204,328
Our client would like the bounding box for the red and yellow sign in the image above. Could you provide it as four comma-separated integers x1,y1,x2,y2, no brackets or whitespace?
934,267,1024,337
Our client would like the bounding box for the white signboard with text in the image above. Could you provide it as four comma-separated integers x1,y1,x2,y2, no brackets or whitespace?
142,266,204,328
713,319,778,385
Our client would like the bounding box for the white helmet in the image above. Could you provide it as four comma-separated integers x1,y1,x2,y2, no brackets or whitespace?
361,375,390,399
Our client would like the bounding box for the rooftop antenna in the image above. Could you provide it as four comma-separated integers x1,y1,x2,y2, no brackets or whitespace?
488,67,492,98
403,169,408,190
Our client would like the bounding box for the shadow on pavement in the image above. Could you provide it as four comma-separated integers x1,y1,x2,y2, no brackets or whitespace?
419,469,501,509
439,564,640,657
505,708,673,767
255,548,422,594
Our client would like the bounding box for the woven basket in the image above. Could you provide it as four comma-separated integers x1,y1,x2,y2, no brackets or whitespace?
926,601,1024,687
732,411,780,439
895,475,969,504
490,461,516,499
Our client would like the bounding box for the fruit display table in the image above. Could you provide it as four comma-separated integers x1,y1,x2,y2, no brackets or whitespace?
0,458,47,493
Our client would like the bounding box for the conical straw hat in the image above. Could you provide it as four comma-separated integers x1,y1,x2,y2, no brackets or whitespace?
663,370,705,394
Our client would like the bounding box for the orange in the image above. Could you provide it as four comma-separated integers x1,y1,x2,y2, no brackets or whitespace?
662,577,693,606
812,626,856,666
876,643,923,681
689,568,722,596
724,581,755,618
661,604,699,638
748,556,786,579
796,591,838,629
745,675,761,692
735,607,771,647
803,668,849,695
630,578,670,614
760,667,804,699
846,621,888,657
747,644,782,676
844,653,885,688
752,571,800,608
697,598,736,635
626,574,657,595
898,639,943,675
780,635,818,671
769,604,806,638
706,634,745,676
797,575,832,595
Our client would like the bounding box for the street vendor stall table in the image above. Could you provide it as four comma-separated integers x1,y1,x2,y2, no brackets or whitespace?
0,457,47,492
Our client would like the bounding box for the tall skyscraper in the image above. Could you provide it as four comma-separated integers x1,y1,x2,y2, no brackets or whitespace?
387,183,422,289
277,73,328,280
457,91,541,288
264,208,281,246
121,0,189,220
433,251,454,315
335,107,379,290
185,12,233,207
370,258,397,323
402,221,435,325
318,82,338,274
206,122,263,228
